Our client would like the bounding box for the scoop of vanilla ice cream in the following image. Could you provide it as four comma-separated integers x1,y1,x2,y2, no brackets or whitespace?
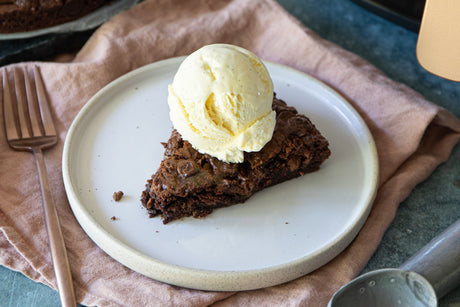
168,44,276,163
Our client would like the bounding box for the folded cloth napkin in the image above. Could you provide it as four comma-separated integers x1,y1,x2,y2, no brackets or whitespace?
1,0,460,306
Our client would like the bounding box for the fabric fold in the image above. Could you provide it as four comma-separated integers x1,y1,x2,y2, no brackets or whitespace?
1,0,459,306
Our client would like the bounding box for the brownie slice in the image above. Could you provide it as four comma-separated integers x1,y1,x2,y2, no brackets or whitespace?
141,95,331,224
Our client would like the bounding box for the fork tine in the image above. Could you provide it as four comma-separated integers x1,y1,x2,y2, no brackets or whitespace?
14,68,31,139
34,66,56,136
2,69,20,141
24,67,42,137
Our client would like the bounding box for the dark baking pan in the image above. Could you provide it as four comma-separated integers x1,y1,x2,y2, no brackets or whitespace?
350,0,425,32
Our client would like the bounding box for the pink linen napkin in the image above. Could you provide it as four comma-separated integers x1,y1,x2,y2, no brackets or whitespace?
1,0,460,306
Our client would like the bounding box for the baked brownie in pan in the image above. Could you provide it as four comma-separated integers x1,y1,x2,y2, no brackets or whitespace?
0,0,110,33
141,95,331,224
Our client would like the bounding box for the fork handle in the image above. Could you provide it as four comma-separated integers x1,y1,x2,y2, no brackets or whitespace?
33,147,77,307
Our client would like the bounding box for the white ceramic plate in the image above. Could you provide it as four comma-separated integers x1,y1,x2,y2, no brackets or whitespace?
0,0,139,40
62,57,379,291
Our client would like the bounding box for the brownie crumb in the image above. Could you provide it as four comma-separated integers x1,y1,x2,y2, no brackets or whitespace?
113,191,124,201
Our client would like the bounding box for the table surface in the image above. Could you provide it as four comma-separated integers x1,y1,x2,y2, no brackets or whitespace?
1,0,459,306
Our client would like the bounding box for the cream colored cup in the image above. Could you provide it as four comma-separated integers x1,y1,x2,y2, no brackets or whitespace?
416,0,460,81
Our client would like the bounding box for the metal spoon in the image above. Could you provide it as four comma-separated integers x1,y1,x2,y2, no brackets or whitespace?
328,219,460,307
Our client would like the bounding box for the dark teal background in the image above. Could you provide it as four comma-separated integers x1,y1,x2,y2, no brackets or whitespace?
1,0,459,306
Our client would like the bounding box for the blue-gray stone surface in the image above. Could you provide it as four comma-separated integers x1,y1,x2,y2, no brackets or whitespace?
1,0,459,306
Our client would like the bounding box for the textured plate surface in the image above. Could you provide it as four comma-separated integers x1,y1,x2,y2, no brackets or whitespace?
62,57,379,291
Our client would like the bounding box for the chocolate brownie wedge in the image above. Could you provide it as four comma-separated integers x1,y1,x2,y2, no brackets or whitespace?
141,95,331,224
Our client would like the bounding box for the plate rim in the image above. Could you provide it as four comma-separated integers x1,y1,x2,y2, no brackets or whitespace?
62,57,379,291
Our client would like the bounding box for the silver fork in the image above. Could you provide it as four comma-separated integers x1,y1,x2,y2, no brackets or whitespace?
2,66,76,307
